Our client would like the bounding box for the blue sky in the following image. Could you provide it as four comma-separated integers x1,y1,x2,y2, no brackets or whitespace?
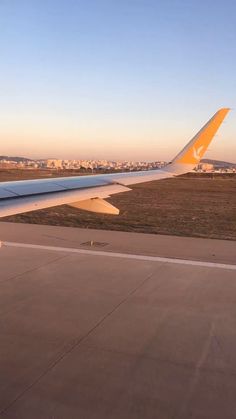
0,0,235,161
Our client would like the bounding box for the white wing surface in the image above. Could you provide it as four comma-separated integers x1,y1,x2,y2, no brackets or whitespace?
0,108,230,217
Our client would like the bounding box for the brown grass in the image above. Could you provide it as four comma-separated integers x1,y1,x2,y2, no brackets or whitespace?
1,170,236,240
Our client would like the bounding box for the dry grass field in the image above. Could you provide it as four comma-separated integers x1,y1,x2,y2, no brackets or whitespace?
0,169,236,240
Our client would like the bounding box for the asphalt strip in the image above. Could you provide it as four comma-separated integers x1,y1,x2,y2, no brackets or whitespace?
2,240,236,271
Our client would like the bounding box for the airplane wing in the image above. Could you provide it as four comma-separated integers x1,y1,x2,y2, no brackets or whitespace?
0,108,230,217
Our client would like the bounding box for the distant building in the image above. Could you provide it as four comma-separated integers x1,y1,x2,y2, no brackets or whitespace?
45,159,63,169
198,163,214,172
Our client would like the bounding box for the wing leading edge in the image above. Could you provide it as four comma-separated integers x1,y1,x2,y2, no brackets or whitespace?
0,108,230,217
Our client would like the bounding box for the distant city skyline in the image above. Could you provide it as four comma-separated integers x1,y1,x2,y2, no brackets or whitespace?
0,1,235,162
1,155,235,174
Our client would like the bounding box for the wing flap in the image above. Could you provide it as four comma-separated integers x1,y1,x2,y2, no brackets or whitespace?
69,198,120,215
0,175,110,198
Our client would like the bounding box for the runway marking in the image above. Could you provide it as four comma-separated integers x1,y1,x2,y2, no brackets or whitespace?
2,240,236,271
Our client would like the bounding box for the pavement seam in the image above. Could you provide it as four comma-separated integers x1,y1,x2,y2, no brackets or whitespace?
0,254,71,317
0,269,158,416
0,254,69,285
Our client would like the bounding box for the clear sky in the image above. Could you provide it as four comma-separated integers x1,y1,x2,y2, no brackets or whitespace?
0,0,235,161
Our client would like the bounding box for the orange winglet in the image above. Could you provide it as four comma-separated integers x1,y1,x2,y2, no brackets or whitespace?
173,108,230,165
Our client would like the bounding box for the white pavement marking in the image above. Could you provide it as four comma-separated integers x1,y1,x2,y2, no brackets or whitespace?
2,240,236,271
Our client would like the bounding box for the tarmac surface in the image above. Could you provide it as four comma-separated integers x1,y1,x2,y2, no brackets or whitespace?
0,221,236,419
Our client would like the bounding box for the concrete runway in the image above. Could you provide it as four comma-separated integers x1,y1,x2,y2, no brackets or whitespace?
0,222,236,419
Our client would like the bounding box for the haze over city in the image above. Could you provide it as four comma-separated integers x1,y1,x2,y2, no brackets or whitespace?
0,0,236,161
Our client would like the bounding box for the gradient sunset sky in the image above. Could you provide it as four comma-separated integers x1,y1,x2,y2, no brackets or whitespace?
0,0,235,161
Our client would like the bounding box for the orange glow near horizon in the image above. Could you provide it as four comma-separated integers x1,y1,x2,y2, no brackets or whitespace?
0,108,234,163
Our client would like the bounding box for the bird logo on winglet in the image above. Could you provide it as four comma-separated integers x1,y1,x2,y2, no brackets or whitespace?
193,145,204,161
